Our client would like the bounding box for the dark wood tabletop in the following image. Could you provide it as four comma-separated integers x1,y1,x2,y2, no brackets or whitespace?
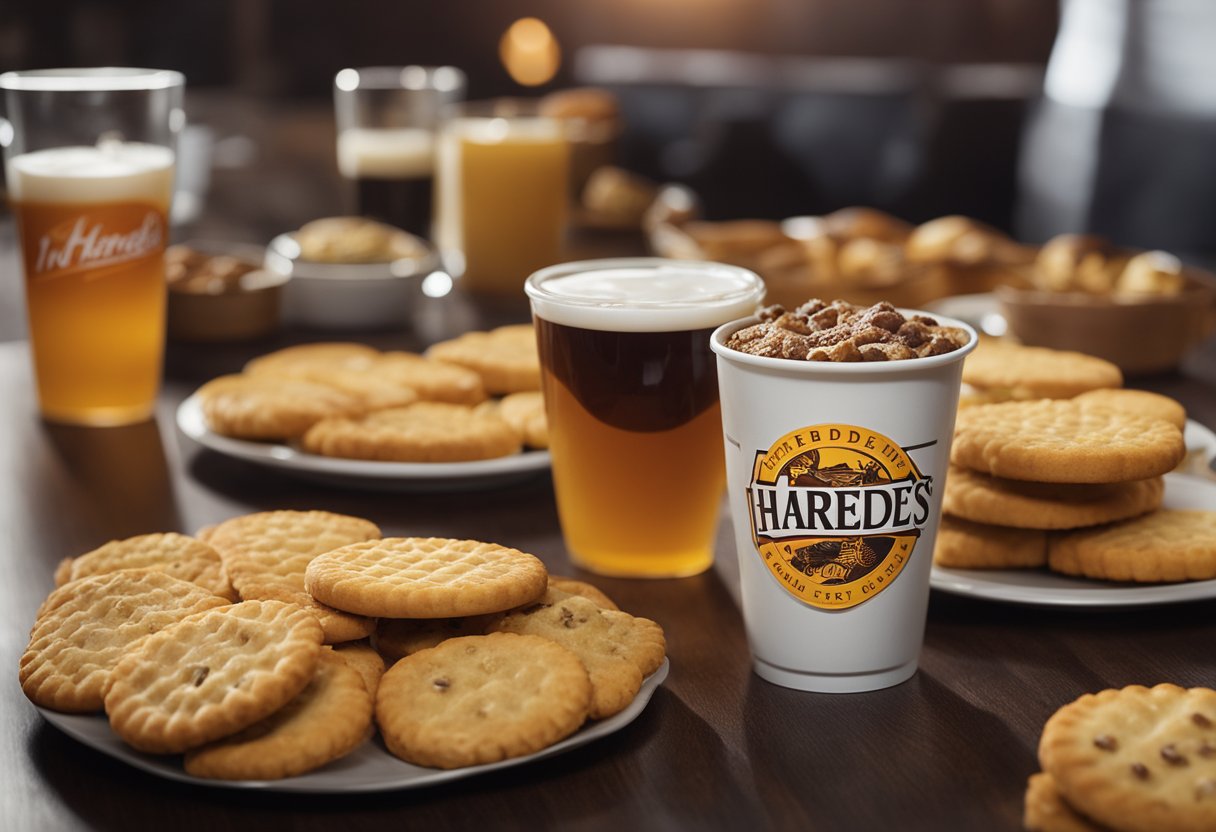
4,93,1216,832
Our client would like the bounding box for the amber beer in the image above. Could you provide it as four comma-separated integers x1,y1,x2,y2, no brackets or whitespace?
526,260,765,577
9,143,174,424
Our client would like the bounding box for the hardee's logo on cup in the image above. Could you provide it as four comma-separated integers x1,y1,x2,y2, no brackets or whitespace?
747,424,933,611
25,205,165,281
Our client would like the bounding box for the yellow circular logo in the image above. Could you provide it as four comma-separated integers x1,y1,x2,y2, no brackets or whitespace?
746,424,933,610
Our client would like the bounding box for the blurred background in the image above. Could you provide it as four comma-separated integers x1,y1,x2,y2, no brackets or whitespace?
4,0,1216,342
0,0,1060,231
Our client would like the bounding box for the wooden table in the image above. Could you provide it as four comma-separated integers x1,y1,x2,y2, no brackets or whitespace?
4,93,1216,830
2,311,1216,830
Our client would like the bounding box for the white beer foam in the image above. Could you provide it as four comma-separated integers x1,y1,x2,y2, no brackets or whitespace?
337,127,434,178
528,262,765,332
8,142,174,203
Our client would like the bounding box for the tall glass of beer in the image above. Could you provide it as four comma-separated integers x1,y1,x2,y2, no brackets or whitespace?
526,259,766,577
1,68,183,426
334,66,466,239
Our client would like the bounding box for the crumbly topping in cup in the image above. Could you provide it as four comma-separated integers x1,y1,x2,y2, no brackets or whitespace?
725,299,969,362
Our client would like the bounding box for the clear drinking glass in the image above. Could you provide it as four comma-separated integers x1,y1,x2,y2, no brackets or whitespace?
334,65,466,239
1,67,183,426
437,100,569,296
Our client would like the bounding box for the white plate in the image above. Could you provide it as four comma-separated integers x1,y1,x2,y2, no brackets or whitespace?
930,474,1216,607
175,393,551,492
38,659,668,793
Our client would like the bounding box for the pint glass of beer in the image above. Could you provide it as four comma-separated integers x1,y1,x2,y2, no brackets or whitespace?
526,259,766,577
334,66,466,239
1,68,183,426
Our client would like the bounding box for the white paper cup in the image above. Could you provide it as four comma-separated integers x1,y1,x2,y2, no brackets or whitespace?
711,312,977,693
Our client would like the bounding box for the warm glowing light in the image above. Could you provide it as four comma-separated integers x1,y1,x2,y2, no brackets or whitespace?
500,17,560,87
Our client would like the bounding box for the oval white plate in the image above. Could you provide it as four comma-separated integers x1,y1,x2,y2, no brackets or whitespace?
930,474,1216,607
175,393,551,492
38,659,667,793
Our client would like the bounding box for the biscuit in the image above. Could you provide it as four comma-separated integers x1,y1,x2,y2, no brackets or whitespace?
243,342,381,376
952,400,1185,483
376,352,488,405
491,595,665,719
1048,510,1216,583
248,363,419,411
301,402,521,463
373,615,501,664
932,515,1048,570
198,374,365,441
20,570,230,713
375,632,592,769
1039,684,1216,832
206,510,380,643
1024,772,1107,832
496,392,549,449
332,641,387,698
1074,389,1187,431
55,532,235,600
943,467,1165,530
961,339,1122,400
183,648,372,780
426,324,541,395
305,537,548,619
547,576,618,610
104,600,324,754
294,217,425,264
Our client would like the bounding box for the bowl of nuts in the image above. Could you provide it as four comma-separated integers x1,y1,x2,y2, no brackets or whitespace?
997,235,1216,375
166,242,288,342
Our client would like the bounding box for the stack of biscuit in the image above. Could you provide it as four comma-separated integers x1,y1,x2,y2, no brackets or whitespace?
936,340,1211,582
196,326,549,462
20,510,666,779
1025,684,1216,831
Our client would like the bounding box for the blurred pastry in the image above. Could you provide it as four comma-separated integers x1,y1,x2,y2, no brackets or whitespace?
820,207,913,243
581,166,658,229
1034,234,1124,293
295,217,427,264
1115,250,1186,297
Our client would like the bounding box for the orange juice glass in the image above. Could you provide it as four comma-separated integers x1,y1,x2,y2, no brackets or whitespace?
436,101,568,295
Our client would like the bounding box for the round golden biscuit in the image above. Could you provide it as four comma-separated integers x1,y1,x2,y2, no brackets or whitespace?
961,339,1123,400
21,570,230,713
491,595,665,719
301,402,521,463
56,532,235,600
198,374,365,441
184,648,372,780
305,536,548,619
244,342,381,375
496,391,548,449
1023,772,1107,832
206,510,381,644
376,352,487,405
104,600,324,754
331,641,387,698
375,632,592,769
1039,684,1216,832
943,467,1164,530
951,400,1184,483
426,325,541,395
1048,510,1216,583
931,515,1047,570
1074,389,1187,431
